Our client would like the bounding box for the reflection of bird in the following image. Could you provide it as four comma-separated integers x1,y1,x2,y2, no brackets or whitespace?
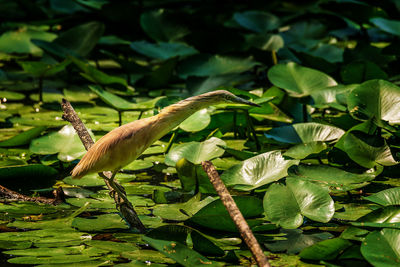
71,90,258,181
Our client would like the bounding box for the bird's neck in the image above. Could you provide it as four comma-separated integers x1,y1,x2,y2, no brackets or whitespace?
154,98,209,137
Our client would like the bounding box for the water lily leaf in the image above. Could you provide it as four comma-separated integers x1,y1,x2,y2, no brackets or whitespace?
221,150,299,190
71,57,127,87
153,194,216,221
343,131,398,168
263,178,335,229
357,206,400,224
53,21,104,57
0,27,57,56
341,61,388,84
0,164,57,180
178,54,258,78
266,122,345,144
364,187,400,206
165,137,226,166
142,236,223,267
189,196,263,232
8,255,99,265
246,33,284,51
140,9,190,42
72,213,129,232
63,173,104,187
286,165,375,192
310,84,356,110
284,141,328,159
299,238,352,260
89,85,164,111
18,59,70,77
347,79,400,125
268,62,337,97
265,229,334,254
370,17,400,36
233,11,280,33
175,159,215,193
0,90,25,101
29,125,95,162
179,108,211,132
361,229,400,267
130,41,197,60
0,126,46,147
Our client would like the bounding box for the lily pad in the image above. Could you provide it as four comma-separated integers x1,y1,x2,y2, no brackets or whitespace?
165,137,226,166
364,187,400,206
130,41,197,60
268,62,337,97
265,122,345,144
263,178,335,229
370,17,400,37
347,79,400,125
361,229,400,267
30,125,95,162
179,108,211,132
221,150,299,190
299,238,352,260
233,11,280,33
0,126,46,147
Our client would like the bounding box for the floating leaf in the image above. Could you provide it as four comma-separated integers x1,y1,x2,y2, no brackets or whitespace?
0,126,46,147
263,178,335,229
364,187,400,206
189,196,263,232
233,11,280,32
142,236,222,267
265,122,345,144
0,164,57,180
361,229,400,267
29,125,95,162
370,17,400,37
287,165,375,192
268,62,337,97
179,108,211,132
130,41,197,60
221,150,299,190
347,79,400,125
178,54,258,78
165,137,226,166
299,238,352,260
18,60,70,77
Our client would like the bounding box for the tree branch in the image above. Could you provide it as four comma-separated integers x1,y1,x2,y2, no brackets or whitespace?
61,98,146,233
0,185,64,205
202,161,270,267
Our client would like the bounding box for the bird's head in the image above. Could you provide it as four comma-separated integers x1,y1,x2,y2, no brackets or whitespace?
193,90,260,107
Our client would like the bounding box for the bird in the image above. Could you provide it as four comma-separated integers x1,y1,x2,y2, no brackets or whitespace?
71,90,259,181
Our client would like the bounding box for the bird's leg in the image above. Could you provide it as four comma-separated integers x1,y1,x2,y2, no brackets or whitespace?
107,170,130,207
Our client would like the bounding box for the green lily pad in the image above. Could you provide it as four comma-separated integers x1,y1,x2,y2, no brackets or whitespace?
263,178,335,229
364,187,400,206
286,165,375,192
179,108,211,132
178,54,258,78
71,57,128,87
299,238,352,260
0,164,58,180
370,17,400,36
221,150,299,191
0,27,57,56
265,122,345,144
140,9,190,42
72,213,129,232
18,59,70,77
361,229,400,267
130,41,197,60
284,141,328,159
347,79,400,125
89,85,164,111
0,126,46,147
233,11,280,33
29,125,95,162
189,196,263,232
165,137,226,166
0,90,25,101
268,62,337,97
153,194,216,221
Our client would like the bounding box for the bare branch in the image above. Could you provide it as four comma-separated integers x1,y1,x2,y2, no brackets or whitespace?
202,161,270,267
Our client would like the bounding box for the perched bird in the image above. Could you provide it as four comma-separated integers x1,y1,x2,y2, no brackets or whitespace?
71,90,258,180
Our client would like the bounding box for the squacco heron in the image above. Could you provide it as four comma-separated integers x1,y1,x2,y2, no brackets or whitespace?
71,90,258,181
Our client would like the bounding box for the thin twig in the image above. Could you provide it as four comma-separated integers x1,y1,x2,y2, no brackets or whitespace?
0,185,64,205
202,161,271,267
61,98,146,233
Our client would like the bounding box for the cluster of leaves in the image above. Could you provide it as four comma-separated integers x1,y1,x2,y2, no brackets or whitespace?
1,0,400,266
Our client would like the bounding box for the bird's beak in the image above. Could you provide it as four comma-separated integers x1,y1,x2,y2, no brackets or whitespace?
232,96,261,107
